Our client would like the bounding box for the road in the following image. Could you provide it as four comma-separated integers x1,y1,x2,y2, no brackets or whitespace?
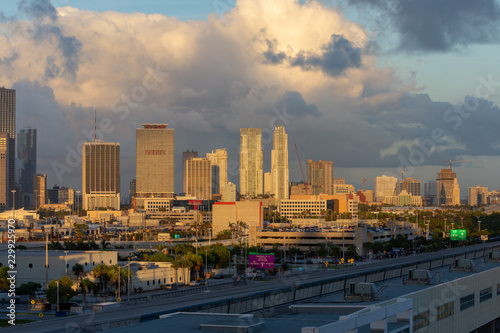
2,241,499,333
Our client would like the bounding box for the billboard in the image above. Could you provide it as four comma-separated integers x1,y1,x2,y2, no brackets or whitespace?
249,252,274,269
450,229,467,241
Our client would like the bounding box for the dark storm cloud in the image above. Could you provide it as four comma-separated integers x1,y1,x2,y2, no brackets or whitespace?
17,0,82,80
274,91,321,118
349,0,500,52
263,34,363,76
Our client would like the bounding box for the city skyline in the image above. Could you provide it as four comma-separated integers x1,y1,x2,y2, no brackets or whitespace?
3,0,500,200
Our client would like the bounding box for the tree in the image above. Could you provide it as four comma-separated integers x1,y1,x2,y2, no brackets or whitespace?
72,263,84,282
0,266,9,291
18,282,42,296
92,264,109,296
80,278,96,310
186,253,203,280
46,276,75,304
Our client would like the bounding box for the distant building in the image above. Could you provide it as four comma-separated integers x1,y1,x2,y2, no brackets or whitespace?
33,173,46,209
396,177,421,197
333,178,345,185
384,190,422,206
264,172,272,195
206,148,227,195
0,87,15,209
129,179,136,205
221,182,236,202
333,184,356,195
468,186,490,206
182,150,198,194
436,168,460,206
17,128,36,209
271,126,289,200
424,181,437,205
186,157,211,200
82,140,120,210
212,201,263,236
240,128,263,197
307,160,333,195
289,182,307,196
136,124,174,208
374,175,397,202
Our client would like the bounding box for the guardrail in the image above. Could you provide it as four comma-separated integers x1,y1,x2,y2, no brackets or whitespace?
138,243,500,320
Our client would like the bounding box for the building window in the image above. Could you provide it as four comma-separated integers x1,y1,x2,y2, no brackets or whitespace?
497,283,500,295
147,281,149,286
436,301,454,320
413,311,429,330
29,263,33,268
460,294,475,311
480,287,492,302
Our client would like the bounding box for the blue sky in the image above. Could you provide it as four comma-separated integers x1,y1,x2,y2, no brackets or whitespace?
2,0,500,197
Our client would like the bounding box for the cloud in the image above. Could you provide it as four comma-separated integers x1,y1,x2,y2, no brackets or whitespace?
349,0,500,52
2,0,500,193
264,34,363,76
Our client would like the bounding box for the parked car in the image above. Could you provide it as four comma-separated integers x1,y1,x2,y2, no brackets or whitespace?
213,274,224,279
189,281,200,286
165,284,178,290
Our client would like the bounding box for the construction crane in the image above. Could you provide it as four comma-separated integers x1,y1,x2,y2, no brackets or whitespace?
443,159,470,169
294,143,308,195
401,170,406,180
362,178,368,191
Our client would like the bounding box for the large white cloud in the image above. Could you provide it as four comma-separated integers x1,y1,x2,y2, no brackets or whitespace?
1,0,499,194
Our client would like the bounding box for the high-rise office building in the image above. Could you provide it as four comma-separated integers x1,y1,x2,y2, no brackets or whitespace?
396,177,421,197
424,181,437,206
240,128,263,197
136,124,174,207
185,157,211,200
436,168,460,206
182,150,198,193
0,87,15,209
0,133,8,211
17,128,36,208
206,148,227,195
374,175,397,202
264,172,272,195
307,160,333,195
129,179,136,205
468,186,489,207
82,140,120,210
271,126,289,200
33,173,46,209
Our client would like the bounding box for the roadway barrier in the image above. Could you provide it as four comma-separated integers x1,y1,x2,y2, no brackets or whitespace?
138,243,500,320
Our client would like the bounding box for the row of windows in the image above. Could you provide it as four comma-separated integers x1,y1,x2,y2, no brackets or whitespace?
460,293,475,311
413,310,429,330
480,287,493,302
436,301,454,320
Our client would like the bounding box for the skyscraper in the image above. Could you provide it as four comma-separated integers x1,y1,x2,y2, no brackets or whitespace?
82,140,120,210
17,128,37,208
182,150,198,193
396,177,421,197
436,168,460,206
468,186,490,206
0,87,15,209
0,133,8,211
206,148,227,195
240,128,263,197
271,126,289,200
307,160,333,195
185,157,211,200
374,175,397,202
33,173,46,209
136,124,174,207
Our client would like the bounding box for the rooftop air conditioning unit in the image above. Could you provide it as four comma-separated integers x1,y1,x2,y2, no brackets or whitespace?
408,269,431,281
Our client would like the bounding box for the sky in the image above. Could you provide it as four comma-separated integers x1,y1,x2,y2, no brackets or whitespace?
2,0,500,199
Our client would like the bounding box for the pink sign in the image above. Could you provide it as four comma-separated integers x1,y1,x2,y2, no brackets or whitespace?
249,253,274,269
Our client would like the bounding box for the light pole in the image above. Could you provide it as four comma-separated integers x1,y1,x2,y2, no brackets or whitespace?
64,251,69,275
127,257,131,302
76,191,80,216
205,248,208,285
56,281,60,312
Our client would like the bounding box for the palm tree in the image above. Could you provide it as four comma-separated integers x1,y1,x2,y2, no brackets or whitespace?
72,263,84,283
80,278,96,310
171,260,180,285
186,253,203,280
92,264,108,296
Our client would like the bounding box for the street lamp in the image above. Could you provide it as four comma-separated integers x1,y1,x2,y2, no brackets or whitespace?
64,251,69,275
